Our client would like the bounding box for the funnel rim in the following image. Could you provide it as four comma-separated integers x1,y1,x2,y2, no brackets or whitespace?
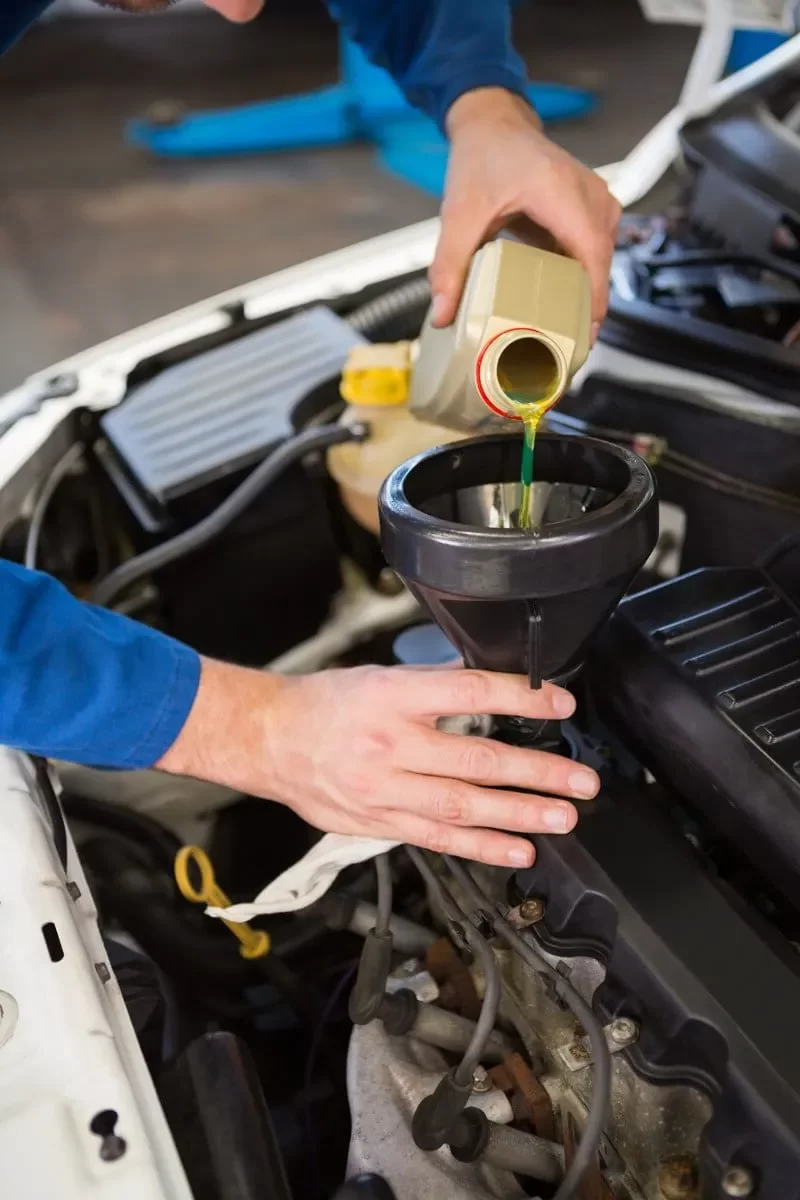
380,431,654,544
378,431,658,601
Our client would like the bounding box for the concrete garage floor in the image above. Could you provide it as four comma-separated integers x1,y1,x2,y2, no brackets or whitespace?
0,0,697,392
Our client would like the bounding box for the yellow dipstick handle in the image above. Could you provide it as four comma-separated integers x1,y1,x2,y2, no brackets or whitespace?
174,845,270,961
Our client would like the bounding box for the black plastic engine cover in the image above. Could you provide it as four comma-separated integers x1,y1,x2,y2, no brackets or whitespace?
559,377,800,581
591,568,800,912
681,92,800,273
515,778,800,1197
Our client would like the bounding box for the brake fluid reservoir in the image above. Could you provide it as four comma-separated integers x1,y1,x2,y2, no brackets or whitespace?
327,341,462,535
409,238,592,434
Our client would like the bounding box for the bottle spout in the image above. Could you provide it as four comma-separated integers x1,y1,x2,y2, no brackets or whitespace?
476,329,568,421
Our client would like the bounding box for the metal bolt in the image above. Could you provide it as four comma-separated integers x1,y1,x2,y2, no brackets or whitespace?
518,898,546,925
608,1017,639,1047
721,1167,756,1198
471,1066,493,1094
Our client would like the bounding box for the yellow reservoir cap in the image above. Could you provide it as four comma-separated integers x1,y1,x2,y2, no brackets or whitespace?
340,341,412,408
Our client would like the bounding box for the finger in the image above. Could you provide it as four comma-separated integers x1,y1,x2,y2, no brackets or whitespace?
558,221,614,328
406,730,599,800
396,773,579,835
532,189,614,326
394,669,575,720
382,812,537,870
429,202,486,327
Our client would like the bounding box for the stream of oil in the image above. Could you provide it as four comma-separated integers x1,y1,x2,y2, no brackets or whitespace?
506,397,553,531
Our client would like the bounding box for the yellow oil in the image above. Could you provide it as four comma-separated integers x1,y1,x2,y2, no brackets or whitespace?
497,342,562,532
502,393,556,531
517,409,542,530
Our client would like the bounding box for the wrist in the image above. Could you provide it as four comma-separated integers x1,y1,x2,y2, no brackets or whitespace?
445,87,541,141
156,657,286,793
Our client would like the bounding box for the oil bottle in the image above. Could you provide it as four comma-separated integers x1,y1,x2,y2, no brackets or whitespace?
327,340,463,536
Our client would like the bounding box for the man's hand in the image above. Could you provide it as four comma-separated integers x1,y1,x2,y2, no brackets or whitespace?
431,88,621,338
158,659,600,869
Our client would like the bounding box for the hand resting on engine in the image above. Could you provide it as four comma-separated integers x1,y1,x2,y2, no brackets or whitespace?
156,660,600,868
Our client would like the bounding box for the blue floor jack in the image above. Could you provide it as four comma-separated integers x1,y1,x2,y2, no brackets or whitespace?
127,32,596,199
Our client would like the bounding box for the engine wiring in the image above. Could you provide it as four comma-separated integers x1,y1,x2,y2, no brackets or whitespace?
405,846,502,1089
441,855,612,1200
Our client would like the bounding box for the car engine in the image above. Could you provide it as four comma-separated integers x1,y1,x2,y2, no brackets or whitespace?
1,68,800,1200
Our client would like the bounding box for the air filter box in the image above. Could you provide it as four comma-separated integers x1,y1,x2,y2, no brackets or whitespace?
592,567,800,912
98,307,364,665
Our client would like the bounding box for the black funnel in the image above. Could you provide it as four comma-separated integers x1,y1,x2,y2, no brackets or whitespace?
379,433,657,688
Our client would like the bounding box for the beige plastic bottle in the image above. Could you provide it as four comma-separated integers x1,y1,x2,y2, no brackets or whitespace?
409,237,591,433
327,341,463,535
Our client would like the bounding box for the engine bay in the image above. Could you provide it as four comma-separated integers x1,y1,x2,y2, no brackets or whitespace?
2,70,800,1200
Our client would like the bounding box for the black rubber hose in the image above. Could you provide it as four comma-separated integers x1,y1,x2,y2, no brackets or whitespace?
374,854,393,939
444,856,611,1200
346,276,431,338
64,792,182,864
91,422,368,608
24,443,84,571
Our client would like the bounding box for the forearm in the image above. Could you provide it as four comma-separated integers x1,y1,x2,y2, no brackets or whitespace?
156,657,285,792
327,0,530,130
0,560,200,768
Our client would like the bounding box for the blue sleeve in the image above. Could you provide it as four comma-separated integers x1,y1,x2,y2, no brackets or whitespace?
0,559,201,770
327,0,530,131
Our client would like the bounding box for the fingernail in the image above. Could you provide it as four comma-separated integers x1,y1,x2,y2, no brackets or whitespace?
430,294,447,325
508,844,534,867
591,321,600,344
553,690,575,718
570,770,599,799
543,806,573,833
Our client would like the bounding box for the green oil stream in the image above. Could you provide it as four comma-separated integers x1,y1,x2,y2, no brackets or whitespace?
517,414,539,530
505,395,552,531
